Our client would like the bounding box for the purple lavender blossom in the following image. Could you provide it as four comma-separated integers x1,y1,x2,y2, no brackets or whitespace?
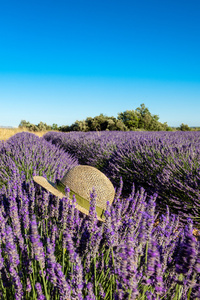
87,188,98,233
104,201,116,247
145,238,164,294
145,291,157,300
46,238,57,286
115,233,139,298
194,241,200,274
71,253,84,298
175,218,198,276
35,282,46,300
0,206,7,243
190,283,200,299
98,283,105,298
26,277,32,293
0,235,4,271
63,231,76,262
5,226,20,267
85,282,95,300
30,215,45,269
46,238,71,299
20,194,30,231
9,265,24,299
9,199,24,250
54,263,71,300
50,224,58,248
60,188,70,229
66,194,77,235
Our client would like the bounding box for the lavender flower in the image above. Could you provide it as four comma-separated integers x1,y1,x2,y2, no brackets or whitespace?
30,215,45,269
0,235,4,271
190,283,200,299
35,282,46,300
98,283,105,298
114,232,139,298
104,201,116,247
145,241,158,275
145,291,157,300
86,282,95,300
9,265,24,299
20,194,30,231
60,188,70,229
50,224,58,248
5,226,20,267
46,238,57,285
70,252,83,299
26,277,32,293
9,200,24,250
66,194,76,235
194,241,200,274
0,206,7,243
175,219,198,276
46,238,71,299
87,188,98,234
54,263,71,300
137,212,149,250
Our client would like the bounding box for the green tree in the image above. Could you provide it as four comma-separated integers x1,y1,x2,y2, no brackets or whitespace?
70,120,89,131
135,103,152,129
178,123,191,131
136,103,151,116
85,114,108,131
85,114,128,131
118,110,139,130
37,122,46,131
58,103,172,132
59,125,70,132
28,124,39,132
52,123,59,130
114,119,128,131
19,120,31,128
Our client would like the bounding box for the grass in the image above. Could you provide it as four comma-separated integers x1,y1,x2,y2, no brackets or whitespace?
0,128,53,141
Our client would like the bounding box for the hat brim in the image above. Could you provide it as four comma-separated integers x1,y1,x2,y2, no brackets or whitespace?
33,176,104,222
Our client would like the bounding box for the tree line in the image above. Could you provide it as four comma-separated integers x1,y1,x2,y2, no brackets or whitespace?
19,104,199,132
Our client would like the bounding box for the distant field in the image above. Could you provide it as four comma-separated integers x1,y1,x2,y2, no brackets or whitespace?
0,127,50,141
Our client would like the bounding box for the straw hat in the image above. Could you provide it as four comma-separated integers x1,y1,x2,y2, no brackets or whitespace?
33,165,115,221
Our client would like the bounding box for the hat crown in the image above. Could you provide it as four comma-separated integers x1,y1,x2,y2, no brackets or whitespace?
61,165,115,209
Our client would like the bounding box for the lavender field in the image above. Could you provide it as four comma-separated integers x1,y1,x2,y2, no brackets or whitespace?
0,131,200,299
44,131,200,228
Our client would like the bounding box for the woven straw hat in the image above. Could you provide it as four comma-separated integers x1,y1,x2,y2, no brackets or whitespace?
33,165,115,221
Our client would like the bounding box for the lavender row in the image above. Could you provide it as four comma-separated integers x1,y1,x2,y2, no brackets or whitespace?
43,131,200,228
43,131,118,169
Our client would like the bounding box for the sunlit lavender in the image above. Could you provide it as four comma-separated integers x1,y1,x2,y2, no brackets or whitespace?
0,131,200,299
44,131,200,228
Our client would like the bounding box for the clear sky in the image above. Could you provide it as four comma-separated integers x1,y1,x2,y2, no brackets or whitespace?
0,0,199,128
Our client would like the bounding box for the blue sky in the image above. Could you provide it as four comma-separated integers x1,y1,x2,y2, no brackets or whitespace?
0,0,199,127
